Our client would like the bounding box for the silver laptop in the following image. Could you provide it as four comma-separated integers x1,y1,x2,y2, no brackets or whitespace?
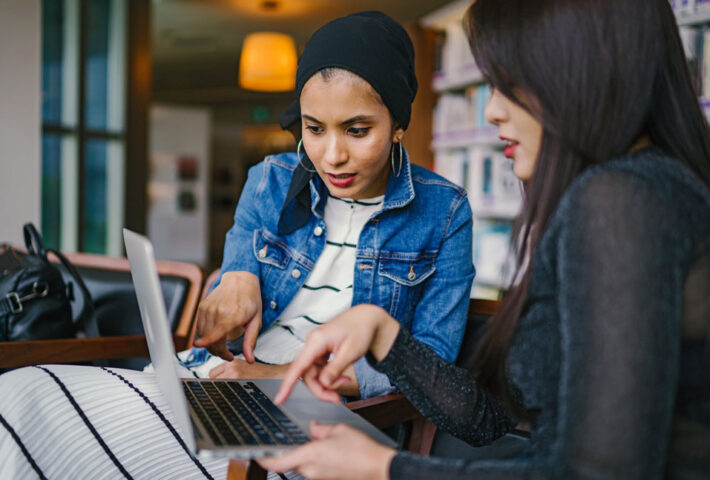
123,228,395,459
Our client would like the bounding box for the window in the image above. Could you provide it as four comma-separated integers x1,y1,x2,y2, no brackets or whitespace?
41,0,127,255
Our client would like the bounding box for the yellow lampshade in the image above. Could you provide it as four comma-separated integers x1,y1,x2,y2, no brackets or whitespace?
239,32,297,92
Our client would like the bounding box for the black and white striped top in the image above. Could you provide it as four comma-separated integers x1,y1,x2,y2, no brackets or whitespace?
252,194,383,365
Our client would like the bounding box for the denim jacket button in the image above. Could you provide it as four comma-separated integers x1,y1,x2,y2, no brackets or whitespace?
258,247,267,258
291,269,301,279
408,271,417,281
314,226,323,237
269,300,278,310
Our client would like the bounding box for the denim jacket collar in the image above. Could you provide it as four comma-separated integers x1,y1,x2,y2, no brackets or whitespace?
278,148,415,235
380,148,415,211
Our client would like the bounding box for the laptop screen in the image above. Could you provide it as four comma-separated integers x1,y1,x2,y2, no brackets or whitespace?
123,228,197,452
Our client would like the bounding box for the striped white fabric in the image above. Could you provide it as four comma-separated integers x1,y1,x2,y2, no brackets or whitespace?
252,194,383,365
0,195,387,480
0,365,229,480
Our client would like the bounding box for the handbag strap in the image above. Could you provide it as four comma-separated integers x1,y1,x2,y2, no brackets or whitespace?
0,227,50,318
46,248,99,338
0,291,24,316
23,223,48,261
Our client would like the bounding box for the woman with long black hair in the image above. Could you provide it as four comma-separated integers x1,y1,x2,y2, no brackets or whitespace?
262,0,710,478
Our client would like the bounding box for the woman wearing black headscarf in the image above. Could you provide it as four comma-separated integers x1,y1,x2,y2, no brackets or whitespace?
189,10,474,401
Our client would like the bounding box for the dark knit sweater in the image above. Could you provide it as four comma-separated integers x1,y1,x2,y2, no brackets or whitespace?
375,147,710,479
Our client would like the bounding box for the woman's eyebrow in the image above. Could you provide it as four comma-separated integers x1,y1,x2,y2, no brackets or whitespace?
301,114,376,126
341,115,375,126
302,114,323,124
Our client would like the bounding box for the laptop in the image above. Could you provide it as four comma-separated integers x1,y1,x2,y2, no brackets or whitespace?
122,228,395,459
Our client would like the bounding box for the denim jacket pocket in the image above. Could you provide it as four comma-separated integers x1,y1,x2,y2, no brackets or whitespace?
376,253,436,321
253,228,291,269
378,254,436,287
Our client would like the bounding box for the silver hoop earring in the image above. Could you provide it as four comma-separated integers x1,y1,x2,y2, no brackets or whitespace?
391,142,403,177
297,139,316,173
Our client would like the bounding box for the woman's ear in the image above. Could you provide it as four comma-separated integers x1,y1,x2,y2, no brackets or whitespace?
392,126,405,143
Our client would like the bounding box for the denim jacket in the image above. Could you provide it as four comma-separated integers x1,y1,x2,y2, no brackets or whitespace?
218,150,475,398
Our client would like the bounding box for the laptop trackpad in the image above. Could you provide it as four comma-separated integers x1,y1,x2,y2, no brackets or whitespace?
252,379,396,447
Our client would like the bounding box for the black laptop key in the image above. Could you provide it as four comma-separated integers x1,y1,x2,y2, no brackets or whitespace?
214,382,259,445
183,382,223,446
188,381,240,445
224,382,278,445
244,382,308,444
200,383,242,444
229,382,302,444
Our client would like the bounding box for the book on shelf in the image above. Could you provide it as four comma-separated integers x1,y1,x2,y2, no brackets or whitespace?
441,21,476,77
430,13,520,295
434,147,523,217
432,84,492,137
432,19,482,88
670,0,710,14
671,0,695,14
473,219,514,289
675,23,710,117
433,148,468,189
465,148,523,219
433,145,522,294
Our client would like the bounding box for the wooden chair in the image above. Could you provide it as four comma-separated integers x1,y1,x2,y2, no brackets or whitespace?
0,251,203,369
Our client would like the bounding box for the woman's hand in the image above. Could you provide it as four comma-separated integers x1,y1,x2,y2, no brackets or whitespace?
275,304,400,404
257,422,396,480
193,271,262,362
208,359,289,379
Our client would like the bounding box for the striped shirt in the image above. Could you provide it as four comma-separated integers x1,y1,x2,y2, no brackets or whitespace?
251,194,384,365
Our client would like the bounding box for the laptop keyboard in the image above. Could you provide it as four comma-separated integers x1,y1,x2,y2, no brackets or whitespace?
183,380,309,447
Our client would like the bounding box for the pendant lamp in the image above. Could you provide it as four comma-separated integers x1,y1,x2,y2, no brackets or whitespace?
239,32,297,92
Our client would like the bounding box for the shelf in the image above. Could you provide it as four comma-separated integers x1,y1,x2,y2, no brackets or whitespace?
474,274,508,290
431,126,501,150
472,204,521,220
470,283,501,300
676,9,710,26
433,65,485,92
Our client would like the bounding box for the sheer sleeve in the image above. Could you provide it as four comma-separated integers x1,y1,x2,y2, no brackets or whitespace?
543,170,684,478
373,327,514,447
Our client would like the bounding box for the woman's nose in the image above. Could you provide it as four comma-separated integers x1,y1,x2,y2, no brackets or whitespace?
323,136,347,166
484,88,506,126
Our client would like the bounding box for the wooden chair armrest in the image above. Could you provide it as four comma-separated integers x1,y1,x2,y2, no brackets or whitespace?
345,393,423,429
227,460,267,480
0,334,188,369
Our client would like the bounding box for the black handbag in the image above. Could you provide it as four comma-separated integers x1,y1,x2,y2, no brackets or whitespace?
0,223,97,342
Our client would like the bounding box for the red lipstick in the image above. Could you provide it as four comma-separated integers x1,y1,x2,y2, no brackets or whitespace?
327,173,356,188
503,143,518,159
500,136,519,159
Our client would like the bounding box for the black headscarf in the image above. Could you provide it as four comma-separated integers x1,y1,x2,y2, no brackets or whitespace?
277,11,417,236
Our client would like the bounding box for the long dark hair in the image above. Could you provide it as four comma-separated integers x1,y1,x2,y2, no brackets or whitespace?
465,0,710,406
